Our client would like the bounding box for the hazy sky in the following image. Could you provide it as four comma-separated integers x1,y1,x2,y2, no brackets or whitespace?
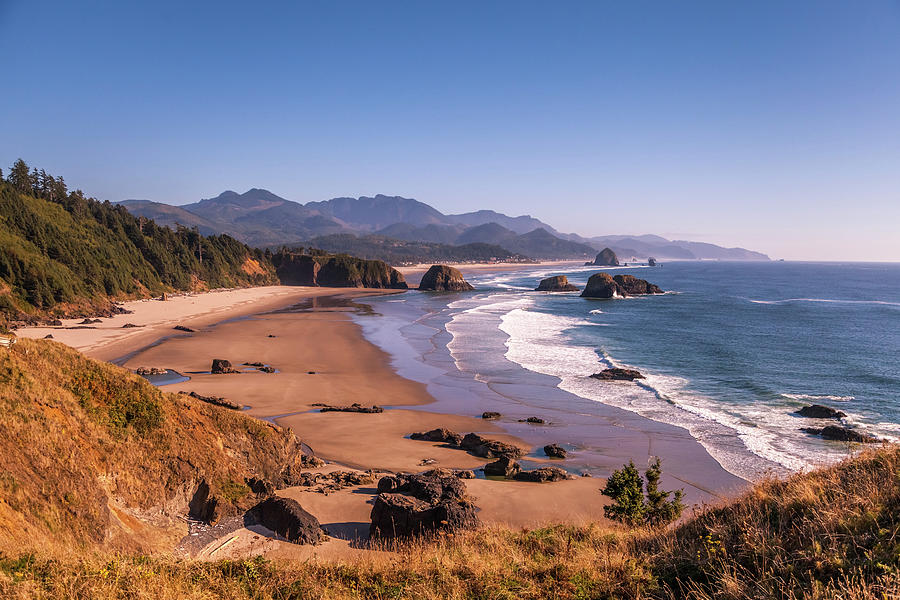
2,1,899,260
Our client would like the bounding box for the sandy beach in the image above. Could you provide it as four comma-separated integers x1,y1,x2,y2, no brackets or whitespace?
17,280,743,561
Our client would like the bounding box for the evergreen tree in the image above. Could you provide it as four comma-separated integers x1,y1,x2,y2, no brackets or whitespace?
601,457,684,527
8,159,30,193
644,457,685,527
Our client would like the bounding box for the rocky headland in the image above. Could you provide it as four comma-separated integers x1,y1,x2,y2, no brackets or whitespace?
418,265,475,291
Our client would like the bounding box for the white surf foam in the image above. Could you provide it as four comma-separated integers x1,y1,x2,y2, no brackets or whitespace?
748,297,900,307
781,393,855,402
495,307,876,480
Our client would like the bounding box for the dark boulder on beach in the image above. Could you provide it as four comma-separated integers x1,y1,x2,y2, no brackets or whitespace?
802,425,880,443
519,416,545,424
484,456,521,478
460,433,524,459
591,368,645,381
796,405,846,419
613,274,663,295
174,325,196,332
185,390,243,410
418,265,475,291
246,496,323,545
535,275,579,292
410,428,463,446
513,467,571,483
211,358,239,374
586,248,619,266
543,444,567,458
481,411,501,420
370,471,478,539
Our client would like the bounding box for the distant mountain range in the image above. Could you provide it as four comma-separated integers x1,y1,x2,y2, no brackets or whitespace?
119,189,769,261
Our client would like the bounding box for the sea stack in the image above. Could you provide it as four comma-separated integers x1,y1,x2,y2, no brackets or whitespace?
418,265,475,291
581,272,663,298
585,247,619,266
535,275,579,292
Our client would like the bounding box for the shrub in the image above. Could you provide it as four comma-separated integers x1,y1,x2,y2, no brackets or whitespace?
602,457,684,527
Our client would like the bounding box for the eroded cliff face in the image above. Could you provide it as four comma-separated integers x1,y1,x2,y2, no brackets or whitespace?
272,252,407,289
418,265,475,291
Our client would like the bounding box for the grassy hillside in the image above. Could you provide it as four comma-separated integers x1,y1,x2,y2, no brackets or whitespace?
0,335,896,600
0,163,277,323
0,338,310,554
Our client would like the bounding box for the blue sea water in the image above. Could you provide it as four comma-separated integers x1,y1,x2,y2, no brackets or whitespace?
356,262,900,482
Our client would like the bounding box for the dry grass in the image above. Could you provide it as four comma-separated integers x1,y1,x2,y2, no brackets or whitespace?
0,338,308,553
2,448,899,598
1,338,899,598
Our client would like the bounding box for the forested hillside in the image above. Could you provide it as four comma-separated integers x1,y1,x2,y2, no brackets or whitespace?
0,160,277,323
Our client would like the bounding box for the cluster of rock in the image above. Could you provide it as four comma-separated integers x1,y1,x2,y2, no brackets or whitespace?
293,470,377,494
243,362,275,373
585,247,619,266
590,368,645,381
314,402,384,414
543,443,567,458
184,390,243,410
481,411,501,420
174,325,196,332
519,416,545,424
535,275,579,292
79,318,102,324
211,359,240,374
409,428,524,460
483,456,571,483
370,470,479,539
580,273,663,298
135,366,167,376
418,265,475,291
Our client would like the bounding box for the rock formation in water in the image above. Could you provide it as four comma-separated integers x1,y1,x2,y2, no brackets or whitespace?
272,252,407,289
580,272,663,298
535,275,579,292
802,425,880,443
585,247,619,266
648,257,657,266
590,368,645,381
543,444,567,458
418,265,475,291
796,405,846,419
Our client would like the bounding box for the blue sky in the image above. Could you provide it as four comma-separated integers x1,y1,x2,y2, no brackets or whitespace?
2,1,899,260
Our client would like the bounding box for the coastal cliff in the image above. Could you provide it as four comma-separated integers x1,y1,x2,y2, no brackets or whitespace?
271,252,407,289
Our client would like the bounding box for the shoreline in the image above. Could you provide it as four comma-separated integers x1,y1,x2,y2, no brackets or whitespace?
18,280,746,560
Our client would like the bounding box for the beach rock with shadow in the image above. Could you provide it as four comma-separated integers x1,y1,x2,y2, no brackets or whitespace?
211,358,239,374
459,433,524,459
513,467,572,483
484,456,521,478
535,275,579,292
418,265,475,291
185,390,243,410
410,428,463,446
316,402,383,414
245,496,322,545
481,411,501,420
370,471,478,539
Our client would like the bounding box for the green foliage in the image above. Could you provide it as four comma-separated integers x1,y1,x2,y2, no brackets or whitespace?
602,458,684,527
0,159,277,320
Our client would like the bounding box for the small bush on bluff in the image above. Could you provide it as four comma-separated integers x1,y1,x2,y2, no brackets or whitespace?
602,457,684,527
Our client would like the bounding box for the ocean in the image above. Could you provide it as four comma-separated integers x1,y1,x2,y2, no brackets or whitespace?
354,261,900,483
